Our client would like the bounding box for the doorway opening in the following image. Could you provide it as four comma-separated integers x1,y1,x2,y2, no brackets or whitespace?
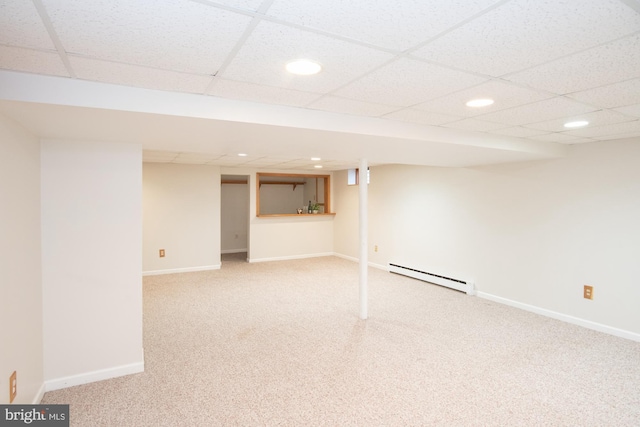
221,174,249,264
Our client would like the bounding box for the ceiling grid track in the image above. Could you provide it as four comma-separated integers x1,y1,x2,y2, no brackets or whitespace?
31,0,77,78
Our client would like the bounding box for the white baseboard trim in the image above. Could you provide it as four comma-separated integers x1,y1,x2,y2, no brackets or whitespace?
332,253,388,271
33,382,46,404
477,291,640,342
333,253,358,263
45,361,145,392
369,261,388,271
142,264,221,276
221,248,247,254
249,252,334,263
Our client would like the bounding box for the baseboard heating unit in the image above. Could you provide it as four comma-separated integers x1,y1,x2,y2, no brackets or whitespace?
389,263,475,295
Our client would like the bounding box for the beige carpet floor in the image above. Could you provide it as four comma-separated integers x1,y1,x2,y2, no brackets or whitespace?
42,255,640,426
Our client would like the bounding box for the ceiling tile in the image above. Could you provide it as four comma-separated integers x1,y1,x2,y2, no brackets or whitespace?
142,159,172,163
0,45,69,76
243,160,287,167
476,97,598,126
590,132,640,141
2,1,638,167
42,0,252,74
412,0,640,76
530,133,596,144
383,108,462,126
143,150,179,157
70,57,213,94
0,0,55,50
323,162,357,171
442,118,506,132
209,79,320,107
252,155,303,162
171,159,213,164
563,120,640,139
505,34,640,94
215,155,253,164
266,0,501,51
214,0,265,12
221,20,394,93
173,152,222,163
524,110,636,132
556,138,599,145
308,96,398,117
142,151,179,162
276,162,319,170
488,126,550,138
333,57,487,107
567,79,640,109
413,79,553,117
614,104,640,118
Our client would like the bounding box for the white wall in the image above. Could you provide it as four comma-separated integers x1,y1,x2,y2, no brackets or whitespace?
41,140,144,389
143,164,335,264
221,182,249,253
0,114,43,403
143,163,221,273
333,170,359,260
250,216,335,261
334,139,640,337
249,171,335,262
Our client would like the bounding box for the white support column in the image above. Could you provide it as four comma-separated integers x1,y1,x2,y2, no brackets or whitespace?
359,158,368,320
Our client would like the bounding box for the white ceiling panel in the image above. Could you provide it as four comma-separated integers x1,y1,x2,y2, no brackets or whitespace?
243,160,287,166
173,152,222,163
209,78,320,107
323,162,358,170
590,132,640,141
42,0,253,74
411,0,640,77
1,1,639,167
221,20,394,93
505,34,640,94
489,126,550,138
0,45,69,76
170,158,215,164
567,79,640,109
563,120,640,139
308,96,398,117
250,155,304,162
477,97,599,126
143,150,178,160
413,79,553,117
530,133,596,144
0,0,54,50
383,109,461,126
333,58,487,107
214,155,253,165
524,110,636,132
275,161,318,169
443,118,506,132
70,57,213,94
214,0,265,12
266,0,501,51
615,104,640,118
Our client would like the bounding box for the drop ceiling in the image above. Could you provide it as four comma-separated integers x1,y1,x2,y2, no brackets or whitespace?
0,0,639,170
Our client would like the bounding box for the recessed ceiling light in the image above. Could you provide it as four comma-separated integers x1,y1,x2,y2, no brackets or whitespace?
466,98,494,107
564,120,589,128
238,153,248,157
314,165,323,169
286,59,322,75
311,157,321,161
